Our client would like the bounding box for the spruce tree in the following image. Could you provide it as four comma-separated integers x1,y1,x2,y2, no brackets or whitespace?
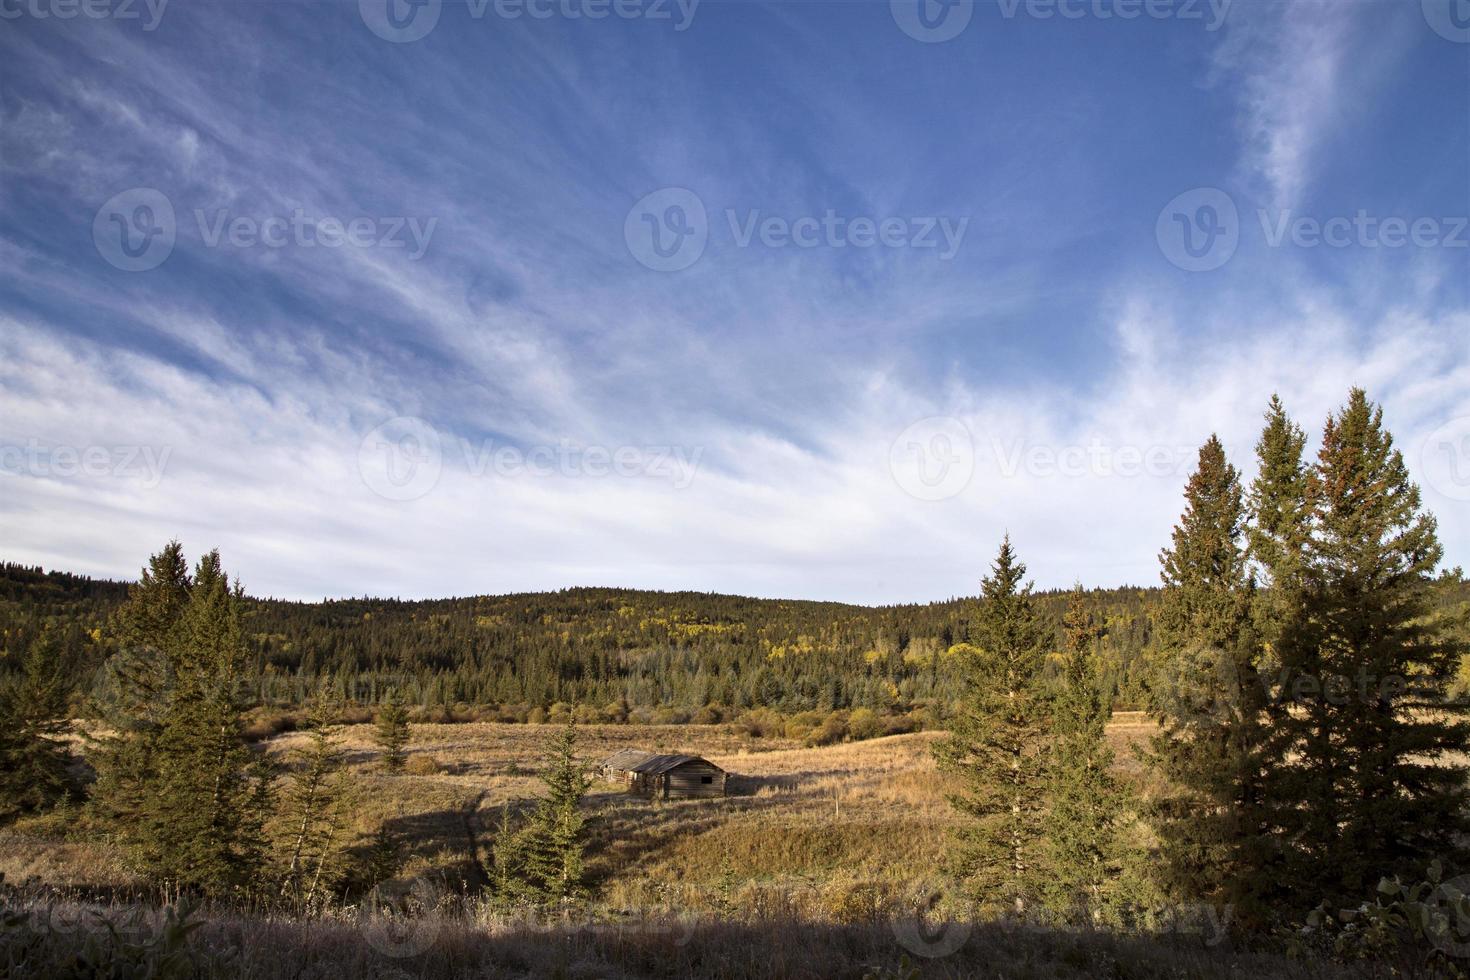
1243,395,1317,908
278,688,351,905
933,536,1050,914
1247,395,1314,601
375,692,410,773
1041,588,1123,920
490,805,527,902
1282,389,1470,903
89,542,190,833
141,551,272,894
519,720,590,905
0,630,76,822
1147,435,1274,923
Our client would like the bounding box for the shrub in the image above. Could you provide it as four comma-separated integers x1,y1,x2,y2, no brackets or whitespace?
806,711,848,746
405,754,443,776
847,708,883,741
690,704,726,725
498,703,531,724
736,708,784,739
240,711,298,742
785,710,825,741
528,706,547,725
1284,861,1470,968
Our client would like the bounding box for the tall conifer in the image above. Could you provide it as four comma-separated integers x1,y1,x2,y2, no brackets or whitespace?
141,551,272,893
519,720,590,904
933,536,1050,913
1147,435,1273,923
1042,589,1123,919
1282,390,1470,902
0,630,76,821
90,542,190,832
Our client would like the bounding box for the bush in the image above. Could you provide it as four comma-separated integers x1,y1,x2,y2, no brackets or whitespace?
240,711,298,742
498,703,531,724
882,713,918,736
736,708,784,739
528,706,547,724
847,708,883,741
806,711,848,746
1284,861,1470,968
691,704,726,725
404,754,443,776
785,710,826,741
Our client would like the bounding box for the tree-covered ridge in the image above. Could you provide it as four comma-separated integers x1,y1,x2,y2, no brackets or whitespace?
2,561,1465,720
0,565,1164,716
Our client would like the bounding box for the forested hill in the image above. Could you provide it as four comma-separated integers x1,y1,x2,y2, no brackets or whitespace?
3,561,1466,722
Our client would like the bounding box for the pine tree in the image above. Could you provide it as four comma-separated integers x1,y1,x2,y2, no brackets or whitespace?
89,542,191,833
933,536,1051,914
1280,389,1470,904
1243,395,1317,910
374,692,410,773
518,720,590,905
0,630,76,822
363,821,401,887
1146,435,1274,923
1041,588,1123,920
1247,395,1314,602
278,688,351,905
490,805,529,903
141,552,272,894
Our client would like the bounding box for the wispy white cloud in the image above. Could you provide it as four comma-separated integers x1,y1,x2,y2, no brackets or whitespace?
1211,1,1411,210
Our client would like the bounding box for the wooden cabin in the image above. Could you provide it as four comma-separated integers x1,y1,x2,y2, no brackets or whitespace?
600,748,656,786
598,749,727,799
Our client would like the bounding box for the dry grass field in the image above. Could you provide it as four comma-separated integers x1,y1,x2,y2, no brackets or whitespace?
6,713,1397,978
0,716,1161,898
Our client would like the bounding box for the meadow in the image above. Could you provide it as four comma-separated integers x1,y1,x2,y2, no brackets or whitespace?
0,714,1416,978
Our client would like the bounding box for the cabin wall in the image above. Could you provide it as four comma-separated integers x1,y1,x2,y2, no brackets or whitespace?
661,761,727,799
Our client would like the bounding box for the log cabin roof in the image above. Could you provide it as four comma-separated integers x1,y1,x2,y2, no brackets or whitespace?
628,753,725,776
600,749,658,770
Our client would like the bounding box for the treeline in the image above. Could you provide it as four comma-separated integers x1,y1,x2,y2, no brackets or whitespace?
0,567,1171,723
939,390,1470,953
5,561,1466,728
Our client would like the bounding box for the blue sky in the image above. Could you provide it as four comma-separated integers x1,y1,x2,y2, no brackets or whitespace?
2,0,1468,603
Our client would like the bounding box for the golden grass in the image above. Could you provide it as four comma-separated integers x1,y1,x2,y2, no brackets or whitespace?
2,718,1163,899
